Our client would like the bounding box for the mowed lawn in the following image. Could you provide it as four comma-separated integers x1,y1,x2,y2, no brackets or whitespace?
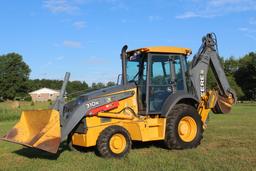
0,102,255,171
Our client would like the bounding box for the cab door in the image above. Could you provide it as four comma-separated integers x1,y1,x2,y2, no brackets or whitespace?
146,54,186,114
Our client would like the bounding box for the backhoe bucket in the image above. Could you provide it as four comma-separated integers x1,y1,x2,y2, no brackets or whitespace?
212,95,234,114
1,109,61,153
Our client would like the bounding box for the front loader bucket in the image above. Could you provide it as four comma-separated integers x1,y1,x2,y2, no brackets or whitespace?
1,109,61,153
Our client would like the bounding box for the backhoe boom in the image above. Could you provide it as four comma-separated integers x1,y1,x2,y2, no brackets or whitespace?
189,33,236,114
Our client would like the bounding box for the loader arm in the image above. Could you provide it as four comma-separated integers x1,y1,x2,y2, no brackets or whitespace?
189,33,236,114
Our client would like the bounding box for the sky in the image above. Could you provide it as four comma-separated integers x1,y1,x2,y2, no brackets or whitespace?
0,0,256,85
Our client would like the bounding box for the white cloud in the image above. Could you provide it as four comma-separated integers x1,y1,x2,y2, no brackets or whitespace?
238,27,249,32
73,0,87,4
208,0,242,6
176,11,218,19
96,0,128,10
176,0,256,19
44,0,128,14
120,19,136,24
47,61,53,65
245,34,256,40
238,27,256,41
148,15,162,22
73,21,87,29
43,0,79,14
40,61,53,69
238,27,256,33
84,56,108,65
176,12,201,19
63,40,82,48
208,0,256,12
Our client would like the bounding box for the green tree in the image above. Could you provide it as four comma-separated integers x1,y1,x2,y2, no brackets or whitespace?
206,57,244,99
91,82,105,90
223,57,244,99
67,80,89,97
234,52,256,100
27,79,90,99
26,79,63,92
223,57,239,76
106,81,116,87
96,82,105,89
67,81,88,93
0,53,31,100
207,67,217,89
227,75,244,99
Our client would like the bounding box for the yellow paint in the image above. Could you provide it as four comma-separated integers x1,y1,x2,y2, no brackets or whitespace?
72,87,168,148
178,116,197,142
1,109,61,153
198,91,218,128
97,112,134,119
72,116,166,147
128,46,192,55
94,88,139,116
109,133,126,154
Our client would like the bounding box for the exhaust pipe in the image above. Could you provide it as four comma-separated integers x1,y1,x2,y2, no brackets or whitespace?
121,45,128,85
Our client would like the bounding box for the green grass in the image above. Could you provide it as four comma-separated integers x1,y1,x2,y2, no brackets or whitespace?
0,103,256,171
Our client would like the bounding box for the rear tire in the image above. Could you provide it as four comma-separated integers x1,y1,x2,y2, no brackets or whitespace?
96,125,131,158
165,103,203,149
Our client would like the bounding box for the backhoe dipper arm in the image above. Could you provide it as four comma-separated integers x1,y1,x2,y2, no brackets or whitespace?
189,33,236,114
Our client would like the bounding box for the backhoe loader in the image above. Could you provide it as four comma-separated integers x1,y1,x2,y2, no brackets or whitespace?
1,33,236,158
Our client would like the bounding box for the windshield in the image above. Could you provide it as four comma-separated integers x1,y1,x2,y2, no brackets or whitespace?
126,53,146,84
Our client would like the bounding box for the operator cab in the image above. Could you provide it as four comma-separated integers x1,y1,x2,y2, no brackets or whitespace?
124,46,191,114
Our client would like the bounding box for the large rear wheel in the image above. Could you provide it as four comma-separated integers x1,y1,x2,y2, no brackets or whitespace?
165,104,203,149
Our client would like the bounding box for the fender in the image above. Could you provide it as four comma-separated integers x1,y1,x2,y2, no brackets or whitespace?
161,91,199,117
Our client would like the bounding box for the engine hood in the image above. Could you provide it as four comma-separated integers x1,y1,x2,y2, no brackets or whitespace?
63,83,136,115
79,83,136,101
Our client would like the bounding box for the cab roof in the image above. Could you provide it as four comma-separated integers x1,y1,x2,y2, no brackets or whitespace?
128,46,192,55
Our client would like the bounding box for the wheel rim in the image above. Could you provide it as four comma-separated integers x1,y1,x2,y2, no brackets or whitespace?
178,116,197,142
109,133,126,154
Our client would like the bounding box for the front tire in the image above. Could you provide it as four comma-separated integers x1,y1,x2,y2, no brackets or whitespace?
165,103,203,149
96,125,131,158
67,133,83,152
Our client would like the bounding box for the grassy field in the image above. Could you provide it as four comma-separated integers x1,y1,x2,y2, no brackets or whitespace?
0,101,50,121
0,102,255,171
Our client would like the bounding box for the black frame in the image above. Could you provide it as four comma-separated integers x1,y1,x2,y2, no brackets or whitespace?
145,53,188,114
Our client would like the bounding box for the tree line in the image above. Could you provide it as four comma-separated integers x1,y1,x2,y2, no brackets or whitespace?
0,52,255,101
206,52,256,100
0,53,115,101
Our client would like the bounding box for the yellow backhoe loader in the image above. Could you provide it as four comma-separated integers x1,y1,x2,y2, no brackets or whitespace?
1,33,236,158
